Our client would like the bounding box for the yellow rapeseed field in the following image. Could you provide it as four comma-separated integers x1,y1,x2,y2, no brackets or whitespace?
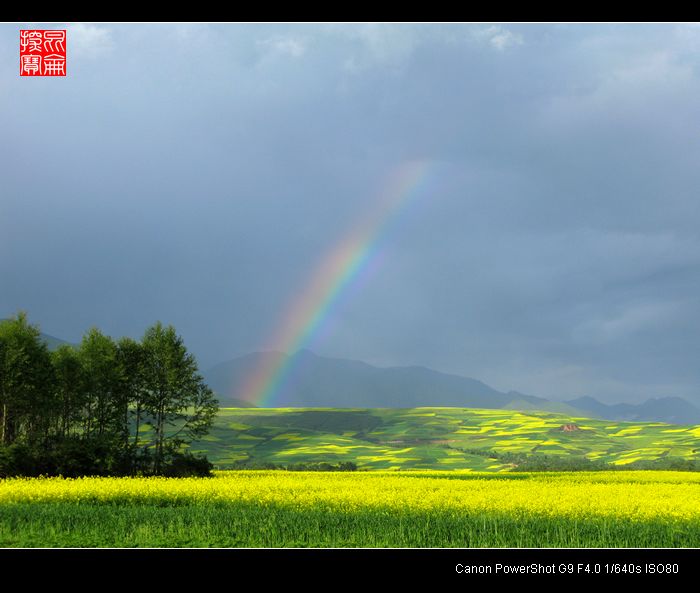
2,471,699,546
1,470,699,519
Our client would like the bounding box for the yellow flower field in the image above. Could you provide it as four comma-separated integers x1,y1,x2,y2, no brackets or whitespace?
1,471,699,547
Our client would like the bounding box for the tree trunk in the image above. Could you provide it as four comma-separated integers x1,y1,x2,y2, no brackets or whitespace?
85,397,92,437
155,398,164,473
133,403,141,449
1,402,6,445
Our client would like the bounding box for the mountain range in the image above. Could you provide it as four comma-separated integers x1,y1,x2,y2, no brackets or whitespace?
6,320,697,425
203,349,700,425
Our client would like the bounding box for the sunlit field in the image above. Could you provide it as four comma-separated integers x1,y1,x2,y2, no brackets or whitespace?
1,470,699,547
196,408,700,470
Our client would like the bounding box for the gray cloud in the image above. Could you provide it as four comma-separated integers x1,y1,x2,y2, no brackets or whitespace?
1,23,699,404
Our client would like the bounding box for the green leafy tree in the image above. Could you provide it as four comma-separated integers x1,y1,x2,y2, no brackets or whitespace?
78,328,122,440
51,344,86,439
0,313,217,477
115,336,144,453
0,312,54,445
140,322,218,473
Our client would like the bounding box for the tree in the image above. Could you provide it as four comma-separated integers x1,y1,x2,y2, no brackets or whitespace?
51,344,85,439
0,313,218,477
0,312,54,445
115,336,144,453
78,328,122,440
140,322,218,473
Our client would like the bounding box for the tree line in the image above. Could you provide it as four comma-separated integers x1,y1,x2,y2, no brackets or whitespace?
229,460,358,471
0,312,218,477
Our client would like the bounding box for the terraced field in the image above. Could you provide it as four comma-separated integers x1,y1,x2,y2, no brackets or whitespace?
192,408,700,470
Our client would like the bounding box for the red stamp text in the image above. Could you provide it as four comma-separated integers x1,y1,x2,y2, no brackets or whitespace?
20,30,67,77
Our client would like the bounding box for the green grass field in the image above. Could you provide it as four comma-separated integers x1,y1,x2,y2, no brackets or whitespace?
1,471,699,547
192,407,700,470
2,408,699,548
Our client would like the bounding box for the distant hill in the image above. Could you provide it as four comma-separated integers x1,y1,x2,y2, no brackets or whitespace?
567,395,700,425
205,349,547,409
40,332,73,350
204,350,700,424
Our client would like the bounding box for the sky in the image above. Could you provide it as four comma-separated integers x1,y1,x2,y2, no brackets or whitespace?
2,23,700,404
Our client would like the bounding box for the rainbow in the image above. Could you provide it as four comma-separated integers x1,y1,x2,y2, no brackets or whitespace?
240,160,435,406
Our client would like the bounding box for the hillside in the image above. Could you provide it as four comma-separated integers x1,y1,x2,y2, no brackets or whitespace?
191,407,700,471
203,350,700,424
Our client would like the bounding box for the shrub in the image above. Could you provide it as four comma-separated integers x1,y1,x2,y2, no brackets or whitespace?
161,452,214,477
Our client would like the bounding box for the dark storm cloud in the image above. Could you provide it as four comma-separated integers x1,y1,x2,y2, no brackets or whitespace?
1,23,699,403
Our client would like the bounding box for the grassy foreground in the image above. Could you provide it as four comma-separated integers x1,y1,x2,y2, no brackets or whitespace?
1,470,700,547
